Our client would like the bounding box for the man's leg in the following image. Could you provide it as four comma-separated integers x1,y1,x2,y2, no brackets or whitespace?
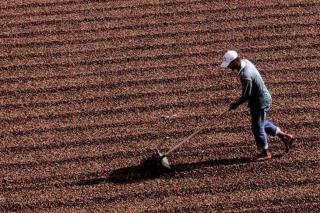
263,113,294,152
251,109,271,160
264,120,277,136
276,129,294,152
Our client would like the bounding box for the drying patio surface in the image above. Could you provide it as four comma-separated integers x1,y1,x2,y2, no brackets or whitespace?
0,0,319,212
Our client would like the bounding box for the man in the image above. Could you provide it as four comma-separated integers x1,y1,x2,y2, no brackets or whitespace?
221,50,294,161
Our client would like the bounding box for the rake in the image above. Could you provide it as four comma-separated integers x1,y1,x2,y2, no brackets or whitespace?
144,109,229,170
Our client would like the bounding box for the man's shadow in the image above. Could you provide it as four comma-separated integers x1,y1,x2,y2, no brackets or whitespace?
76,155,283,186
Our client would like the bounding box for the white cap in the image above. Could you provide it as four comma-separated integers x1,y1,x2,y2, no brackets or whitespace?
221,50,238,68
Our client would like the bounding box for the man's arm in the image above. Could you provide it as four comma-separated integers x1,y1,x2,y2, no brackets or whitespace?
230,78,252,110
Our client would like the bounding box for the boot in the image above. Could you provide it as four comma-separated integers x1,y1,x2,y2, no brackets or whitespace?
278,132,294,153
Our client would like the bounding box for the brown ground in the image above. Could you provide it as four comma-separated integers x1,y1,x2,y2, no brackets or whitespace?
0,0,319,212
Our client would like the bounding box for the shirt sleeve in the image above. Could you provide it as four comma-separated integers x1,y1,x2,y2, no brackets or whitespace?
235,78,252,106
241,78,252,100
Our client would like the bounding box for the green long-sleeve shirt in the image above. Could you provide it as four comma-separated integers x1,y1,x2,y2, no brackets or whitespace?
235,59,272,110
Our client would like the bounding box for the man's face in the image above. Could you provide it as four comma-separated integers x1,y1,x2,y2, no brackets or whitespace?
227,58,240,72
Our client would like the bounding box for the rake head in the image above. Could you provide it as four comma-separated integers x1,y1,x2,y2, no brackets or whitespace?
140,149,171,175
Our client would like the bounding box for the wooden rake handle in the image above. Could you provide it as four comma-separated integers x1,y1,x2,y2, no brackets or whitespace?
164,109,229,156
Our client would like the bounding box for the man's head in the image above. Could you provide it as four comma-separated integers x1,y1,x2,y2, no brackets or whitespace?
221,50,241,72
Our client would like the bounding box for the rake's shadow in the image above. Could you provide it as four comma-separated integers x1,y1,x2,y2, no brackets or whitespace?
107,156,256,185
77,154,284,186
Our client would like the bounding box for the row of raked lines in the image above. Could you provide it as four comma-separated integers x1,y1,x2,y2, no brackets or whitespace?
0,102,314,139
0,101,317,150
3,186,319,212
3,24,320,63
3,27,319,69
2,178,319,212
1,109,318,144
0,0,200,19
0,137,317,177
0,61,318,102
2,128,313,167
4,1,301,27
0,114,318,149
4,17,318,48
0,68,318,105
2,41,320,73
3,2,318,34
79,177,316,205
0,82,318,124
1,72,318,111
0,77,318,121
0,74,318,113
0,89,318,130
0,34,320,67
1,170,319,211
1,179,318,210
0,102,316,153
1,135,317,177
1,47,317,90
1,52,319,86
3,135,313,175
162,203,320,213
0,134,316,182
2,33,319,82
0,135,252,168
0,59,210,82
0,114,316,199
2,31,320,64
0,152,318,193
1,112,317,154
0,132,254,159
156,195,320,213
4,36,316,68
0,151,314,210
0,132,317,172
1,61,317,96
0,139,317,191
0,71,222,99
2,103,317,137
3,11,318,41
1,0,315,20
0,93,317,133
0,0,203,14
1,139,317,182
0,49,319,85
3,15,319,50
0,138,284,170
3,13,319,49
3,23,319,59
0,132,249,160
3,5,318,42
1,97,318,135
2,0,317,27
